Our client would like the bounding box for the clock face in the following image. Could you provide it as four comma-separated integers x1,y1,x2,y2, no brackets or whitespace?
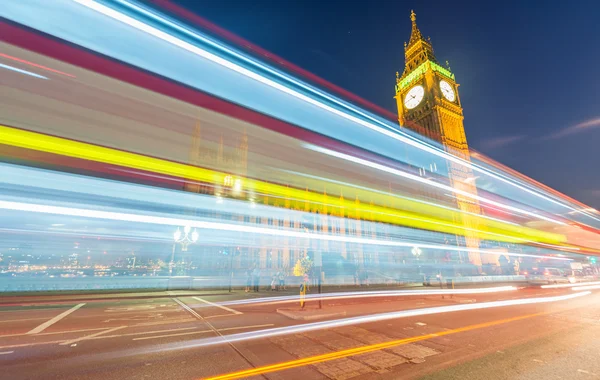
439,80,456,102
404,85,424,109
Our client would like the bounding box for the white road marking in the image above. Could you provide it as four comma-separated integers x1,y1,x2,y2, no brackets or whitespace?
0,317,50,323
134,318,195,327
533,359,544,363
132,323,274,341
0,339,68,349
85,326,199,341
0,327,107,339
192,297,242,315
132,329,212,341
415,322,427,326
105,306,156,312
0,351,14,355
578,369,598,376
173,298,203,320
60,326,127,346
497,350,505,354
204,314,242,320
0,308,64,313
26,303,85,334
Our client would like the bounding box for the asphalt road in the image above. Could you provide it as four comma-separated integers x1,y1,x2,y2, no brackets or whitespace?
0,285,599,380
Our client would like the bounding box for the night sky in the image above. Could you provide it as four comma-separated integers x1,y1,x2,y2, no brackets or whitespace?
172,0,600,209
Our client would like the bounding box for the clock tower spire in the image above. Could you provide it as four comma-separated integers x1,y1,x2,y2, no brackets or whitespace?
395,11,483,267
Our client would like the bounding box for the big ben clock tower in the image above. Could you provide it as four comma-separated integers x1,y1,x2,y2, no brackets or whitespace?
395,11,483,266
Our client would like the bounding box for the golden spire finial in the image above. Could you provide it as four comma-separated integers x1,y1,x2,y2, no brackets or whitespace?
396,71,399,79
410,10,416,23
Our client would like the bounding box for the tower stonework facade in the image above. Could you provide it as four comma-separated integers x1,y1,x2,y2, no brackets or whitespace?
395,11,482,266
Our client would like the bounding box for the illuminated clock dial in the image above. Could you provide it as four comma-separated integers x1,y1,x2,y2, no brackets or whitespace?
439,80,456,102
404,85,424,109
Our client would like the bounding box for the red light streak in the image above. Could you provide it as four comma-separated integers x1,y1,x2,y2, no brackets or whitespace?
0,52,75,78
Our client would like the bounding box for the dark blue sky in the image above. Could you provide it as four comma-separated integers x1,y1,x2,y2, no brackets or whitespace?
173,0,600,208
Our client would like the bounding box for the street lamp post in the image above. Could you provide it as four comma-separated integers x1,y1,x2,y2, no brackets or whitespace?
412,246,423,284
411,246,422,260
170,226,199,276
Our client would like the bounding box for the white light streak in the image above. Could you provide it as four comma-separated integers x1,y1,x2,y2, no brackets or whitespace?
148,291,590,350
306,144,567,226
0,200,573,261
207,286,518,307
571,284,600,291
72,0,598,224
542,280,600,289
0,63,48,79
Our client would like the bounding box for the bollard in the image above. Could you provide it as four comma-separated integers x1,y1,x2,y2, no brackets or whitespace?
299,282,306,309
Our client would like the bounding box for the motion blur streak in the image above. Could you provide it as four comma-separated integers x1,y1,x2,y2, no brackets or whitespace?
204,312,546,380
0,52,75,77
542,281,600,289
0,200,572,261
199,286,518,307
141,292,589,353
0,63,48,79
571,285,600,291
0,125,569,246
307,144,566,226
69,0,596,220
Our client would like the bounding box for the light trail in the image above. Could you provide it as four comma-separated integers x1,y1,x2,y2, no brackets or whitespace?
72,0,598,224
0,62,48,79
203,313,547,379
144,291,590,356
0,125,566,246
542,281,600,289
196,286,518,308
571,284,600,291
279,168,522,227
306,144,567,226
0,200,573,261
0,52,75,77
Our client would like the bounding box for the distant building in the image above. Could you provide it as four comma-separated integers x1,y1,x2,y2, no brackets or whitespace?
394,11,483,266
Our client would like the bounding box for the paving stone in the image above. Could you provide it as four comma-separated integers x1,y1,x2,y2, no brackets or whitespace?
271,333,373,379
334,326,390,345
313,358,372,380
353,350,408,369
305,330,363,351
270,334,331,357
387,343,440,361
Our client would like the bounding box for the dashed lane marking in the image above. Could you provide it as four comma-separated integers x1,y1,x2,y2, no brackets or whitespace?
0,351,14,355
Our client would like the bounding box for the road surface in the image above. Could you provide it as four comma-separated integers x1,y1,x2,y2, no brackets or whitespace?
1,285,599,379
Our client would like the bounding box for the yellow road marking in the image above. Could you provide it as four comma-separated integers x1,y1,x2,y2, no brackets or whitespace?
204,312,545,379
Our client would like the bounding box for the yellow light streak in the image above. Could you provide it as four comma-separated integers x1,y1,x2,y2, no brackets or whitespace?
0,124,568,246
